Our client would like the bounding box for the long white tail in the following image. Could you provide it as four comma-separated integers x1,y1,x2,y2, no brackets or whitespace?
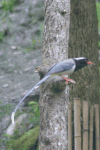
11,75,50,124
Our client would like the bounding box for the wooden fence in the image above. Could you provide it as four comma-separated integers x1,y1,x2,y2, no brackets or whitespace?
68,98,100,150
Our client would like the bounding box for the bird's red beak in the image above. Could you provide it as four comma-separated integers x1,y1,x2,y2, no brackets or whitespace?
87,61,92,65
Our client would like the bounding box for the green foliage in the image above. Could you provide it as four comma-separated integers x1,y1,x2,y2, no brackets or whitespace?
0,104,11,119
29,101,40,125
96,2,100,29
7,126,39,150
1,0,19,12
35,0,44,8
98,41,100,48
99,65,100,96
32,37,42,50
32,23,44,50
0,31,4,41
22,48,29,53
99,65,100,90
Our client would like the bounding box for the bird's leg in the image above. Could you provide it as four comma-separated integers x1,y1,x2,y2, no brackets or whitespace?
62,76,76,84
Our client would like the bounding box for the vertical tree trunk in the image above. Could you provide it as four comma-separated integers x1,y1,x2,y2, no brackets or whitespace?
39,0,70,149
69,0,99,104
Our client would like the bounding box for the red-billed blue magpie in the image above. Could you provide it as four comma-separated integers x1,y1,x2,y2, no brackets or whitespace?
11,57,92,124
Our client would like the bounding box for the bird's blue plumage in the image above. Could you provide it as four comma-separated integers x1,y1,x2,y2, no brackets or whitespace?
45,59,75,76
11,57,92,124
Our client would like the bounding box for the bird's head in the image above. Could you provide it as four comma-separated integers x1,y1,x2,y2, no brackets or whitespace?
73,57,93,71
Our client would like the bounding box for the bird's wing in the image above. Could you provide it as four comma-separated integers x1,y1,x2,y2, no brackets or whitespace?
11,74,50,124
45,59,75,76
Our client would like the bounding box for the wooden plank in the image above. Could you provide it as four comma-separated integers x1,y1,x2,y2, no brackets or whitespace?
94,104,100,150
68,102,72,150
74,98,81,150
83,101,89,150
89,105,94,150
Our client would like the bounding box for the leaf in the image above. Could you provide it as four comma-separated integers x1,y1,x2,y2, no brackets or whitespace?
29,101,38,106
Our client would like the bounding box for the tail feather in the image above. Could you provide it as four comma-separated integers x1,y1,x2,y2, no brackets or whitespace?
11,75,50,124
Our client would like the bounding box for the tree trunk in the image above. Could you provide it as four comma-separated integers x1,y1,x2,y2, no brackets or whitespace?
39,0,70,149
69,0,99,104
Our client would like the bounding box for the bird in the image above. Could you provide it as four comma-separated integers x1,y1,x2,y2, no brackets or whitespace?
11,57,92,124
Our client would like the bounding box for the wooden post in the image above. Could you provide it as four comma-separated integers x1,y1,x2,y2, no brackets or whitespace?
83,101,89,150
94,104,100,150
89,105,94,150
74,98,81,150
68,102,72,150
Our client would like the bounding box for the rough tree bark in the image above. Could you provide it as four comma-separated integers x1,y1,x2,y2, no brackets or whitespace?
39,0,70,149
69,0,99,104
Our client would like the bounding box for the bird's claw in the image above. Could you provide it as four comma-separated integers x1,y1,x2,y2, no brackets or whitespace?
62,76,76,84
